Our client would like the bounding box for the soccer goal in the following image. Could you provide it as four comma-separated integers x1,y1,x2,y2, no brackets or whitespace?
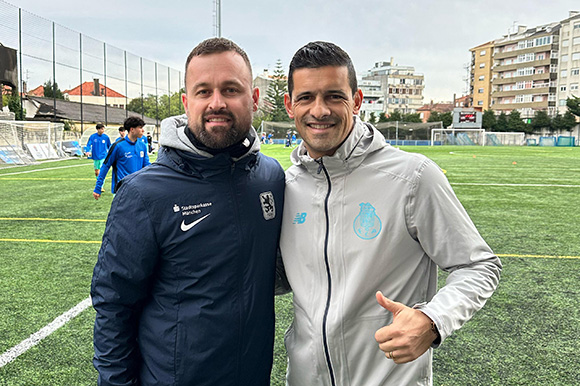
431,128,485,146
0,121,65,165
539,136,556,147
556,136,575,147
485,132,526,146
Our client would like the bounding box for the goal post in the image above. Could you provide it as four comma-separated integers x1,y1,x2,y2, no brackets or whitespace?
431,128,486,146
0,121,65,165
485,132,526,146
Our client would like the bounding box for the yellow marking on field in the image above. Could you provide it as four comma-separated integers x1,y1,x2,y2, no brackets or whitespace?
0,217,105,222
0,238,101,244
497,253,580,260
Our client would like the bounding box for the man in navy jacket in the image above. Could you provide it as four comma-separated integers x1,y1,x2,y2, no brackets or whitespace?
91,38,285,385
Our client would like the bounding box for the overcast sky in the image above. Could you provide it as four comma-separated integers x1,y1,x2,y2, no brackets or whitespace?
10,0,580,102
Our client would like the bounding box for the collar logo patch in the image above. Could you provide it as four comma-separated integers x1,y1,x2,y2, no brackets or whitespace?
353,202,382,240
260,191,276,220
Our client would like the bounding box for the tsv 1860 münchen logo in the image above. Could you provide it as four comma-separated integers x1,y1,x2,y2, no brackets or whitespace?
353,202,382,240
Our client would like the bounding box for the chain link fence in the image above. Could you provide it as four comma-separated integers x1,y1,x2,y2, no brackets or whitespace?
0,0,184,134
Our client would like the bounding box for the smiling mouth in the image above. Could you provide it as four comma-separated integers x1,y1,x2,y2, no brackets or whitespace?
307,122,335,129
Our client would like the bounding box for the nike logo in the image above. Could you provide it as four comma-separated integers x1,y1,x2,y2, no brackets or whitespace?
180,214,210,232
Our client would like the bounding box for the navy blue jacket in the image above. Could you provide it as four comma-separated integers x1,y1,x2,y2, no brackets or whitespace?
91,143,285,385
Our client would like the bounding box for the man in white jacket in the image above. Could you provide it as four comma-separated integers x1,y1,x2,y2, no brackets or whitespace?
278,41,502,386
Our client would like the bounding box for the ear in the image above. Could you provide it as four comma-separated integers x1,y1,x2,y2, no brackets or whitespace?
252,87,259,112
352,88,363,115
284,93,295,119
181,93,189,115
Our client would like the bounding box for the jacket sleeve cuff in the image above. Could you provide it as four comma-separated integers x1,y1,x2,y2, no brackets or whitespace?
413,302,444,348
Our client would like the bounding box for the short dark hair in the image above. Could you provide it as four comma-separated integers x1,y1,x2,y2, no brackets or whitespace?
184,38,252,86
288,41,357,97
96,123,105,130
118,126,126,132
124,116,145,131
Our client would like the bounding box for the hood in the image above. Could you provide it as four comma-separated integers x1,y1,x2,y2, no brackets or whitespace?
290,115,388,175
159,114,261,161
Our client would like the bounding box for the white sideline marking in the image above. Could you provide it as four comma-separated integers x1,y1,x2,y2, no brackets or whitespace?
0,163,90,176
0,297,92,368
451,182,580,188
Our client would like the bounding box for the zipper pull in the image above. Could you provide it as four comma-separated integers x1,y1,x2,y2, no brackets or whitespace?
316,158,324,175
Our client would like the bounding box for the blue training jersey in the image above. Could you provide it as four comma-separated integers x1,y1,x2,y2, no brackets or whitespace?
86,133,111,160
94,137,150,194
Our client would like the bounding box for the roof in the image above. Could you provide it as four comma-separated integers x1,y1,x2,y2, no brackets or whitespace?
63,81,125,98
417,102,454,113
27,96,157,125
27,85,45,97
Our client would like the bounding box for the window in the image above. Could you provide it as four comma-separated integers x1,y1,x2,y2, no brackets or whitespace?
559,99,567,106
537,67,545,74
479,75,485,81
478,88,484,93
562,55,569,62
572,68,580,75
563,39,570,47
535,36,552,46
479,63,485,68
480,50,486,56
572,52,580,61
560,85,567,91
574,23,580,29
571,83,579,91
477,101,483,106
517,67,535,76
517,81,525,90
516,95,524,103
561,70,568,77
536,53,546,60
523,95,533,103
574,37,580,46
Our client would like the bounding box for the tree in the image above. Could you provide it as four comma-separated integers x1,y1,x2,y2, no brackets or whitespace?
507,110,528,133
495,112,508,132
427,111,452,128
262,60,289,122
4,88,25,120
402,113,422,123
43,80,65,100
127,90,184,121
566,95,580,118
368,112,377,124
530,110,551,133
550,113,564,134
378,112,388,122
386,110,402,122
481,110,496,131
562,111,577,135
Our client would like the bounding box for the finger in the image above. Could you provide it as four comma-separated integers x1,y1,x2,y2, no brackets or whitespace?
375,291,405,315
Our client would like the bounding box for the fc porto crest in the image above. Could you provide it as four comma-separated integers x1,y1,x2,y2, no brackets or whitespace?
259,191,276,220
353,202,382,240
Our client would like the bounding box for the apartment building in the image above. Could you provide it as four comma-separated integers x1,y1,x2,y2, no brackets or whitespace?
469,41,494,111
362,58,424,115
358,78,384,121
490,23,560,119
557,11,580,114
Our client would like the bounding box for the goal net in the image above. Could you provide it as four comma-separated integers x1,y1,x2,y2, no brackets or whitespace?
0,121,65,165
485,132,526,146
431,128,485,146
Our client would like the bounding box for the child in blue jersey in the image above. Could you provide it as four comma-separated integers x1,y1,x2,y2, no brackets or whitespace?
116,126,126,142
85,123,111,178
93,117,150,200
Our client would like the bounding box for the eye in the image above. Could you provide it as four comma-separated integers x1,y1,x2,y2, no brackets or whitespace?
296,95,311,102
196,89,210,97
224,87,239,94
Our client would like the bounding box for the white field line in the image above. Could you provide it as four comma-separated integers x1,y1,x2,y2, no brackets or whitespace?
0,163,90,176
451,182,580,188
0,297,92,368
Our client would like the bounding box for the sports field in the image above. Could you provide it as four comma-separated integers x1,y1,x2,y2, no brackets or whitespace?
0,145,579,385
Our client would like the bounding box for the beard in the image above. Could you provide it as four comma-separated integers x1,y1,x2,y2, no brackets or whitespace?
189,108,251,150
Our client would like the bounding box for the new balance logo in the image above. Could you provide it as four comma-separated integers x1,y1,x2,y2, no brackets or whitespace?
293,212,307,224
180,214,210,232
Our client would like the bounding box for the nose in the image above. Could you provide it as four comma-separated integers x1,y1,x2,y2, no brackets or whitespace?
208,91,226,111
311,96,330,119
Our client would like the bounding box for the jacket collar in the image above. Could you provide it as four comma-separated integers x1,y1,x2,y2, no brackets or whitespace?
290,115,387,176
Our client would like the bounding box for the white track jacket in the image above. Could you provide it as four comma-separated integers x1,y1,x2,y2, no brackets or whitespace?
279,117,502,386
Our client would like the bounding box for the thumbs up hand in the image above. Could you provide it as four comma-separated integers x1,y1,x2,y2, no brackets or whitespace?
374,291,438,364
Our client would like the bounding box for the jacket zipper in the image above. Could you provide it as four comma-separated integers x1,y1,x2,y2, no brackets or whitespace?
316,158,336,386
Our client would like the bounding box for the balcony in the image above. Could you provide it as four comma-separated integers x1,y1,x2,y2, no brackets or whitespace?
493,43,559,59
491,101,549,111
492,72,555,85
492,86,549,98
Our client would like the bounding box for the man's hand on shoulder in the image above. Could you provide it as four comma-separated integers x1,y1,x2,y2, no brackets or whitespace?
374,291,438,364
